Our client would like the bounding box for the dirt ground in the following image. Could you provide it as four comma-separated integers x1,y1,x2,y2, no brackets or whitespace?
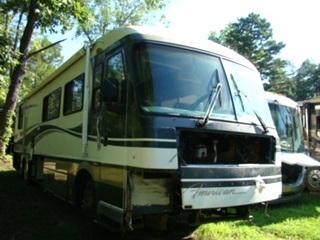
0,159,195,240
0,157,14,171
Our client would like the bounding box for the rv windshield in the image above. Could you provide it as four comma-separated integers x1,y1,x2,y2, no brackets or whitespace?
134,43,273,126
268,103,305,153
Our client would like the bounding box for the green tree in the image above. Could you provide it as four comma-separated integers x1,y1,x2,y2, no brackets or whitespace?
0,0,91,158
0,8,19,110
75,0,167,44
208,13,290,92
294,60,320,101
21,36,63,99
265,59,296,99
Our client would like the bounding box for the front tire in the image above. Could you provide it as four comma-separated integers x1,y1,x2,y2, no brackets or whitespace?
305,167,320,192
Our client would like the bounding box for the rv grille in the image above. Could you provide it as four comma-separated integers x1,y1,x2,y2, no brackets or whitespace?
178,130,274,165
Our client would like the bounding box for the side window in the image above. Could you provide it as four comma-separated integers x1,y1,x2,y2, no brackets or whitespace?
18,104,24,129
93,63,103,111
43,88,61,121
64,74,84,115
106,52,126,107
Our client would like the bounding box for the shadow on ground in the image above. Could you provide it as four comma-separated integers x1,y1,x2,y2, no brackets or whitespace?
0,170,197,240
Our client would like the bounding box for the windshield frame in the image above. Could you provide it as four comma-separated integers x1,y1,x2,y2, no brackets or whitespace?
132,41,273,128
268,102,305,153
222,59,274,127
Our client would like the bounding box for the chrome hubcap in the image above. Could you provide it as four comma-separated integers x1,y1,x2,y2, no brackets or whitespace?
307,169,320,189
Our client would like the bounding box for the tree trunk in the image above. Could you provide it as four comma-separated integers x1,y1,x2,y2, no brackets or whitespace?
0,64,26,158
0,4,36,159
0,111,13,159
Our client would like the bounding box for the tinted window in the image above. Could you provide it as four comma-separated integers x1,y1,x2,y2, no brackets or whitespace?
64,74,84,115
43,88,61,121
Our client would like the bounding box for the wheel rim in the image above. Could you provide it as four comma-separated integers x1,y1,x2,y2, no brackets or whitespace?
307,169,320,189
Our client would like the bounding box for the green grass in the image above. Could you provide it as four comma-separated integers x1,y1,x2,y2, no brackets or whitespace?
190,193,320,240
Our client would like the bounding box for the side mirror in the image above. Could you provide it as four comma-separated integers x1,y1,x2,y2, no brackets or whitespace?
102,78,119,102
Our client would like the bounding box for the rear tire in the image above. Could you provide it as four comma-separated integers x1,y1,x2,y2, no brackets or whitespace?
83,179,96,220
305,167,320,192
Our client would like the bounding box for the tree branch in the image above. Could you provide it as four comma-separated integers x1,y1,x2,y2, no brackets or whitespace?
27,39,67,60
119,4,140,26
13,12,23,56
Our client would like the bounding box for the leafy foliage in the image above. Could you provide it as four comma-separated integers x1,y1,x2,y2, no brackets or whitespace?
21,36,63,99
207,13,320,100
265,59,296,99
209,13,287,82
0,0,168,158
294,60,320,101
75,0,167,44
0,0,91,157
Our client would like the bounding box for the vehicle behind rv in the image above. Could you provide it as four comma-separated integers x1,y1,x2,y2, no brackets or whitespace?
13,26,282,232
266,91,320,201
299,98,320,191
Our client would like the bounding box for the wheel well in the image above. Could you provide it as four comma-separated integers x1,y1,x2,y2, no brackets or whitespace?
21,156,27,175
13,152,21,171
74,169,93,208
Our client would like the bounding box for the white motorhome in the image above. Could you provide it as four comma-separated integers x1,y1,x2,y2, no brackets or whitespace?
13,26,282,232
266,92,320,201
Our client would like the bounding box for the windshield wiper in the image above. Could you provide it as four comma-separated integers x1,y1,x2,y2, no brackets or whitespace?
230,74,268,133
242,90,269,134
230,74,245,111
197,83,222,127
251,105,269,134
